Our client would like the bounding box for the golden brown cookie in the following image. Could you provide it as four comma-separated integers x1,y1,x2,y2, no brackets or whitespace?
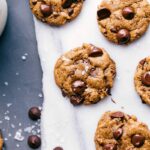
29,0,84,26
95,111,150,150
97,0,150,44
0,130,3,150
54,43,116,105
134,56,150,105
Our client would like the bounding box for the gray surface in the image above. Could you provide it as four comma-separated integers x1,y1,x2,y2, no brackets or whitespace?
0,0,43,149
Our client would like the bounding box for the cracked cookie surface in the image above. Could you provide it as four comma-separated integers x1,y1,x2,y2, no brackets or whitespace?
97,0,150,44
29,0,83,26
95,111,150,150
134,56,150,105
54,43,116,105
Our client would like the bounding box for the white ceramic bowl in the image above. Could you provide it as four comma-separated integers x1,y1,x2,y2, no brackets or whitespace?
0,0,7,36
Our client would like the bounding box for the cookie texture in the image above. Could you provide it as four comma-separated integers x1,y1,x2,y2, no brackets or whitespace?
95,111,150,150
54,43,116,105
0,130,3,150
134,56,150,105
97,0,150,44
29,0,83,26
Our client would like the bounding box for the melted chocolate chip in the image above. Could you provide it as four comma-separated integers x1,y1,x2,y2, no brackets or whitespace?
97,8,111,20
53,147,63,150
72,80,86,94
90,68,100,77
70,95,83,105
142,71,150,86
131,134,145,147
28,135,41,149
40,4,52,17
89,46,103,57
117,29,130,44
62,0,73,8
103,144,117,150
110,28,118,33
28,107,41,121
32,0,37,5
122,7,135,20
140,58,146,65
68,8,74,16
110,111,124,119
113,128,123,140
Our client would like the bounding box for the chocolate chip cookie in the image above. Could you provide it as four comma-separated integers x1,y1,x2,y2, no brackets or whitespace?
95,111,150,150
134,56,150,105
54,43,116,105
29,0,84,26
97,0,150,44
0,130,3,150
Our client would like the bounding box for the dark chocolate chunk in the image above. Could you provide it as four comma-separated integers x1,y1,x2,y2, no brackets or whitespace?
97,8,111,20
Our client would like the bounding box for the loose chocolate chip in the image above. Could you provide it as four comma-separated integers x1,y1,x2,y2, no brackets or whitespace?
70,95,83,105
68,8,74,16
72,80,86,94
62,0,73,8
89,46,103,57
117,29,130,44
53,147,63,150
28,107,41,121
97,8,111,20
122,7,134,20
131,134,145,147
142,71,150,86
40,4,52,17
28,135,41,149
113,128,123,140
110,111,124,119
103,144,117,150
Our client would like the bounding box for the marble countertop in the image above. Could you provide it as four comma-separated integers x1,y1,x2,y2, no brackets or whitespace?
33,0,150,150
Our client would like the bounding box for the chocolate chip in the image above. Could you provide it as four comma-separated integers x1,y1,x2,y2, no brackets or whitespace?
140,58,146,65
122,7,134,20
53,147,63,150
90,68,100,77
72,80,86,94
142,71,150,86
62,0,73,8
89,46,103,57
70,95,83,105
131,134,145,147
97,8,111,20
32,0,37,5
110,111,124,119
40,4,52,17
117,29,130,44
68,8,74,16
61,89,67,97
113,128,123,140
28,107,41,121
28,135,41,149
103,144,117,150
110,28,118,33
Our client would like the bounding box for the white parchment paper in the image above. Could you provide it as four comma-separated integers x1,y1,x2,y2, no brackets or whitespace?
34,0,150,149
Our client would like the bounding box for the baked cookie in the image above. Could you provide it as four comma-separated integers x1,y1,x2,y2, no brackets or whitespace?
0,130,3,150
95,111,150,150
54,43,116,105
29,0,84,26
134,56,150,105
97,0,150,44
